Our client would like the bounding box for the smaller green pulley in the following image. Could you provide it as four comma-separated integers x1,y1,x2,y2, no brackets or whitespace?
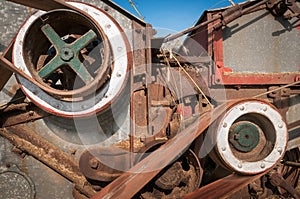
229,121,261,153
38,24,97,84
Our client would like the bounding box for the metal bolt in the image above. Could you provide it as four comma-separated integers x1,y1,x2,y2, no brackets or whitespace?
240,106,245,111
116,72,122,77
238,163,242,168
106,24,111,29
277,147,283,154
28,111,34,116
117,47,123,52
221,147,226,151
89,158,99,169
263,106,267,111
278,123,283,128
260,163,265,168
223,123,228,128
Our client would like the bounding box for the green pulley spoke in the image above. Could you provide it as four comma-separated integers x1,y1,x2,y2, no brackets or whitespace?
41,24,65,49
39,24,97,85
72,30,97,52
38,55,64,78
69,58,94,84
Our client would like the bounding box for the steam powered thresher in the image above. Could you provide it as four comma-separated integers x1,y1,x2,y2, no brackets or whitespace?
0,0,299,198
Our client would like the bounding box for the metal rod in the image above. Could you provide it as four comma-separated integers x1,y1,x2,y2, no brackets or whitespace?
164,0,269,42
283,161,300,168
0,125,96,197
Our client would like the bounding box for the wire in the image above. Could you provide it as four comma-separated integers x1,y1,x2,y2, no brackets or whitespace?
169,50,214,109
128,0,144,21
253,80,300,98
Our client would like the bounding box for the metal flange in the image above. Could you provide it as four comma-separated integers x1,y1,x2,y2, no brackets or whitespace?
211,99,288,175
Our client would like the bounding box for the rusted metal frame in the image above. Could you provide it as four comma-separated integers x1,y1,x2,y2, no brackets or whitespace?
183,172,269,199
269,172,300,199
214,72,300,85
92,100,241,199
145,23,154,158
0,104,50,127
211,16,300,85
0,125,96,197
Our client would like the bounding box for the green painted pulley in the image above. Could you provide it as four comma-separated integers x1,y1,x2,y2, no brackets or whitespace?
229,121,260,153
21,9,110,99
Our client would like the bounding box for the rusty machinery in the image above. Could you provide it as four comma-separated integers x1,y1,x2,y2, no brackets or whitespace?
0,0,299,198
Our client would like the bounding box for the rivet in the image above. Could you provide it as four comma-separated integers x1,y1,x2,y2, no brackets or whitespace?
240,106,245,111
106,24,111,29
221,147,226,151
278,123,283,128
116,72,122,77
277,147,283,154
238,163,242,168
223,123,228,128
117,47,123,52
260,163,265,168
263,106,268,111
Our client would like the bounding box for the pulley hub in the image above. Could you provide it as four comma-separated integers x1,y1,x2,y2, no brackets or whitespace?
229,121,260,153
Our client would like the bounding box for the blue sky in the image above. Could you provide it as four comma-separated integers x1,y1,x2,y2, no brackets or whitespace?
112,0,246,32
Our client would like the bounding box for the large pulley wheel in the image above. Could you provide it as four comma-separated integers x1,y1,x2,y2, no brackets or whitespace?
13,2,131,117
15,8,110,98
210,99,288,175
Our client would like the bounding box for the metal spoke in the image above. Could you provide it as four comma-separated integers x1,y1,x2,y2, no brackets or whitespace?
41,24,65,49
72,30,97,52
38,55,64,78
69,58,94,84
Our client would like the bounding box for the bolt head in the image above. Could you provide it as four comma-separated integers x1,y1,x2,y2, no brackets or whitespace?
277,147,283,154
60,47,74,62
89,158,99,169
238,163,242,168
260,163,265,169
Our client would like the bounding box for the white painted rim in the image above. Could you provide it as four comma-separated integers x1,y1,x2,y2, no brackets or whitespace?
216,101,288,174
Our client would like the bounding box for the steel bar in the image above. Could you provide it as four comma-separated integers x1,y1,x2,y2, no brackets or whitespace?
0,125,96,197
283,161,300,168
183,172,268,199
0,105,49,127
92,100,240,199
164,0,268,42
